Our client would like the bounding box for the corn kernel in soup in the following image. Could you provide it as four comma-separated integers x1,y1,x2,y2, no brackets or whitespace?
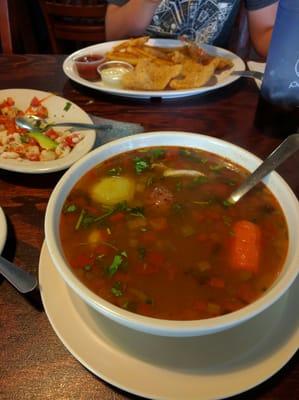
60,146,288,320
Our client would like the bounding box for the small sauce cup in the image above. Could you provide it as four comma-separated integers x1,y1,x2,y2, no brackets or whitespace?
73,54,106,81
97,61,134,87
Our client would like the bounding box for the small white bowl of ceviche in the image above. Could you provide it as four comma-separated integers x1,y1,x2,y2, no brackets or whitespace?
0,89,96,173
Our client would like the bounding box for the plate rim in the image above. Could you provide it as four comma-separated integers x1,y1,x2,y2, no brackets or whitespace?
39,241,299,400
0,206,7,253
63,39,246,99
0,88,96,174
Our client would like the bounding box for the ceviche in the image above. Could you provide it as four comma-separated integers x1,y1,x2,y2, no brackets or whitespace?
0,96,83,162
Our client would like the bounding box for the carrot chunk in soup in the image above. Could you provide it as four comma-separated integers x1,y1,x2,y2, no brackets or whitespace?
230,220,261,273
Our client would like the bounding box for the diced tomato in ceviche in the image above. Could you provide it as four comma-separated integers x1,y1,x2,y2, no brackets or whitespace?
0,96,83,162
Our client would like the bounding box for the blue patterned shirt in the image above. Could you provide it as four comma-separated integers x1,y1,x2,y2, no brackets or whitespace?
106,0,277,46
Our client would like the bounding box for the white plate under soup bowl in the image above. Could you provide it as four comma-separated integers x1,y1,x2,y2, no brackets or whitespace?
44,131,299,337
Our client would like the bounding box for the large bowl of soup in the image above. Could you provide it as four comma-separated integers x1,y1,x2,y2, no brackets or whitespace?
44,132,299,336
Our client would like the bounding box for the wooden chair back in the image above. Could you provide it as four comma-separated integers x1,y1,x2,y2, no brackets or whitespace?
0,0,13,54
37,0,107,53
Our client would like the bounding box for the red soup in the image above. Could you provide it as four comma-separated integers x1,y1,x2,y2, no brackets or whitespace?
60,146,288,320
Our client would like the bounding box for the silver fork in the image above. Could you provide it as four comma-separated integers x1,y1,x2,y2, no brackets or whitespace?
231,70,264,80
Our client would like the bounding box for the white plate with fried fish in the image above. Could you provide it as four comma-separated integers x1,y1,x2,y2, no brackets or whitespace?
63,38,246,99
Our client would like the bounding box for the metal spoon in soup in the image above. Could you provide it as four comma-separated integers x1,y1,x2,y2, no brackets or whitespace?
227,133,299,205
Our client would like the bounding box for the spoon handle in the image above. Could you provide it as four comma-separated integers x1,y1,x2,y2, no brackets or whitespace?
0,255,38,293
51,122,111,130
231,70,264,80
228,134,299,204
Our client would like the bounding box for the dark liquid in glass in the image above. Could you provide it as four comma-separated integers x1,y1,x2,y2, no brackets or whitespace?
255,95,299,137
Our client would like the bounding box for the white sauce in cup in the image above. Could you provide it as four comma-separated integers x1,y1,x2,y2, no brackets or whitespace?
97,61,133,87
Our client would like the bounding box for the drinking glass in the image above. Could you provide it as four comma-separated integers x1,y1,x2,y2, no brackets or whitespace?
255,0,299,136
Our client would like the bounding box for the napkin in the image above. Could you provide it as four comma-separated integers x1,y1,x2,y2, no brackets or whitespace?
89,114,144,147
247,61,266,89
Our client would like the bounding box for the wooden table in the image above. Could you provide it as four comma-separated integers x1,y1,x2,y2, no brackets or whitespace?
0,54,298,400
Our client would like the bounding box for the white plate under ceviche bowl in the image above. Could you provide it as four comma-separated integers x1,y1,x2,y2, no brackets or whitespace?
45,131,299,337
63,39,246,99
0,89,96,174
0,206,7,253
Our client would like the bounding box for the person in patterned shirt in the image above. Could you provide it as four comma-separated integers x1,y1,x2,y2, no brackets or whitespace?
105,0,278,57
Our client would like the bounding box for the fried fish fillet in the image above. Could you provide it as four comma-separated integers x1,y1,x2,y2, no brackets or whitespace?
169,59,217,90
179,37,233,71
213,56,234,71
122,59,182,90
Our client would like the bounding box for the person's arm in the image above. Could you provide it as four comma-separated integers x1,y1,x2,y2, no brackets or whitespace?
105,1,161,41
247,1,278,58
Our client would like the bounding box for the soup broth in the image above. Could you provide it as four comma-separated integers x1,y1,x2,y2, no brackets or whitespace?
60,146,288,320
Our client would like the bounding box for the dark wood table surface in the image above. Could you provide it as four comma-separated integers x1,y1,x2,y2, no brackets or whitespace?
0,54,298,400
